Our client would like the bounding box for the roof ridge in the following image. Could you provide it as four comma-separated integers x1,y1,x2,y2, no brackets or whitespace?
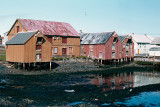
18,18,69,24
82,31,115,34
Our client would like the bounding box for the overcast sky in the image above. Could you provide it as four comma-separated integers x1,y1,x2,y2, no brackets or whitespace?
0,0,160,36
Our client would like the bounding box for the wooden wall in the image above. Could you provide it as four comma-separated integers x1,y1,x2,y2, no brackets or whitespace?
6,45,24,62
41,36,52,62
24,33,52,63
122,38,134,59
81,34,124,60
6,32,52,63
7,20,27,41
52,36,80,57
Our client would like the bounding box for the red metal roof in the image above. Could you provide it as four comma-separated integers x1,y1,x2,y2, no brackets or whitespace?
18,19,80,37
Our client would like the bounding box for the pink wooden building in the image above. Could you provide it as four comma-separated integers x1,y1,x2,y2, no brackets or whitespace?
119,35,134,61
80,31,123,64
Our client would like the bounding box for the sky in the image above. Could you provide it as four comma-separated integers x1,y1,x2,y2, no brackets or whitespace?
0,0,160,36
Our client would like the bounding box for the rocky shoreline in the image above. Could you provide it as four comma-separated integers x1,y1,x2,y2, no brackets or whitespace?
0,59,145,75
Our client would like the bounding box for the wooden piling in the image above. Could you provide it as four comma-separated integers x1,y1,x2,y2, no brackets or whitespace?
23,63,25,70
50,62,51,71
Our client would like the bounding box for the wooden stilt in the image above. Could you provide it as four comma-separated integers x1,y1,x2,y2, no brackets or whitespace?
28,63,30,71
34,63,36,71
23,63,25,70
50,62,52,71
40,62,41,71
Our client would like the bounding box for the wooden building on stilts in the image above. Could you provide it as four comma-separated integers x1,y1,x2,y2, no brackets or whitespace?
118,35,134,63
80,31,123,65
6,30,52,70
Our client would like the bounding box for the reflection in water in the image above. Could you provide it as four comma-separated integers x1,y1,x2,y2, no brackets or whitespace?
1,69,160,106
133,72,160,87
90,72,160,91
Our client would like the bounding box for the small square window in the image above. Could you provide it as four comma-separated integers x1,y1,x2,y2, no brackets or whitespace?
53,37,56,40
112,52,115,58
54,47,58,54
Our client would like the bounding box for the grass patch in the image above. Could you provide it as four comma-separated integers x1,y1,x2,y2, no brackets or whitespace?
76,56,88,59
0,55,6,61
52,56,91,61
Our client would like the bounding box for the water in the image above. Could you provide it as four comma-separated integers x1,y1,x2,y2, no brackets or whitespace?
0,67,160,106
115,91,160,107
89,71,160,91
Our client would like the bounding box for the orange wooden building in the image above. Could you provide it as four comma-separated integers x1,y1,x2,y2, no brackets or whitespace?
6,31,52,63
7,19,80,58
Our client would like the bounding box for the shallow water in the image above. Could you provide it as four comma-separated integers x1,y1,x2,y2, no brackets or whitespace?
115,91,160,107
0,67,160,106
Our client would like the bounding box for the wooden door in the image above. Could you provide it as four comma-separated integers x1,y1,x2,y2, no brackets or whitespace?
62,48,67,55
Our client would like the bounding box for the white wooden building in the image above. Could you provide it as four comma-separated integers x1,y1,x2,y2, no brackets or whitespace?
149,37,160,56
2,32,8,47
129,34,154,56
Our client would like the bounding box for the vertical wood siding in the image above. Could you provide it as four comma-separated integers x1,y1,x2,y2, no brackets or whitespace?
8,20,27,41
6,45,24,62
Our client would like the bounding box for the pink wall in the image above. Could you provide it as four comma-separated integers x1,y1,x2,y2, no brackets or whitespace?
81,34,124,60
122,38,134,59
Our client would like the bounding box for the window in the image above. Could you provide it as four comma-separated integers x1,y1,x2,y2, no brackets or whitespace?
69,47,73,54
126,43,129,49
62,37,67,44
36,53,41,60
36,45,42,51
112,44,115,50
58,37,61,40
112,52,115,58
99,52,102,59
53,37,56,40
62,48,67,55
130,44,132,49
54,47,58,54
126,51,129,56
36,37,43,44
123,43,125,48
17,26,19,33
113,37,118,43
90,51,93,57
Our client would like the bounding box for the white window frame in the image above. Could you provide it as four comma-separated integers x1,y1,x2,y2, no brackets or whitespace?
99,52,103,59
54,47,58,54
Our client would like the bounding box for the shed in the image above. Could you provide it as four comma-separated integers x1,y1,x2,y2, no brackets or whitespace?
80,31,123,64
6,31,52,63
118,35,134,61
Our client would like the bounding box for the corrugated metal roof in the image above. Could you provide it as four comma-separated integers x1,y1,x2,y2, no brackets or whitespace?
149,47,160,51
118,35,126,42
80,32,114,44
129,34,153,43
6,31,36,45
151,37,160,45
18,19,80,37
